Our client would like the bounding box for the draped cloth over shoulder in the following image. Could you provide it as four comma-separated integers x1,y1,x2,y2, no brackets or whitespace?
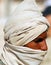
0,0,50,65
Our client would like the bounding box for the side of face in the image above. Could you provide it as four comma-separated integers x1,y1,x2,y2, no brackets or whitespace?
24,31,48,51
46,15,51,25
46,15,51,37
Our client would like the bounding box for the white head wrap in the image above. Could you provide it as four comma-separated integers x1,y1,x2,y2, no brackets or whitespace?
0,0,50,65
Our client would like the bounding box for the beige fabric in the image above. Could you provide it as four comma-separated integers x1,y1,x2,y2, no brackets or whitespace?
0,0,50,65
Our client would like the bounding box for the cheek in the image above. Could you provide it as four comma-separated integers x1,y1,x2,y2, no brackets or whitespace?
24,40,48,50
46,16,51,25
24,41,41,49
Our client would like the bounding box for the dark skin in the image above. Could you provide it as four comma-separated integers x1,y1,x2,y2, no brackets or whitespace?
24,31,48,51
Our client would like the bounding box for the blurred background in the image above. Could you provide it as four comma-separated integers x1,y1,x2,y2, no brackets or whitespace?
0,0,51,65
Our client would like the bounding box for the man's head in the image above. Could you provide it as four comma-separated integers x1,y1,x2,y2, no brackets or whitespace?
4,0,49,51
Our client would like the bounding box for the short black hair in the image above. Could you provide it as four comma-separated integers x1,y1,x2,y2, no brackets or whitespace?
42,6,51,17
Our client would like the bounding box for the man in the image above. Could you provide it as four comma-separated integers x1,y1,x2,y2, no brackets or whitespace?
0,0,50,65
43,6,51,37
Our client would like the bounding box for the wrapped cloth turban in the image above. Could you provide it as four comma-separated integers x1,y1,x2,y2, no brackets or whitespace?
0,0,50,65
